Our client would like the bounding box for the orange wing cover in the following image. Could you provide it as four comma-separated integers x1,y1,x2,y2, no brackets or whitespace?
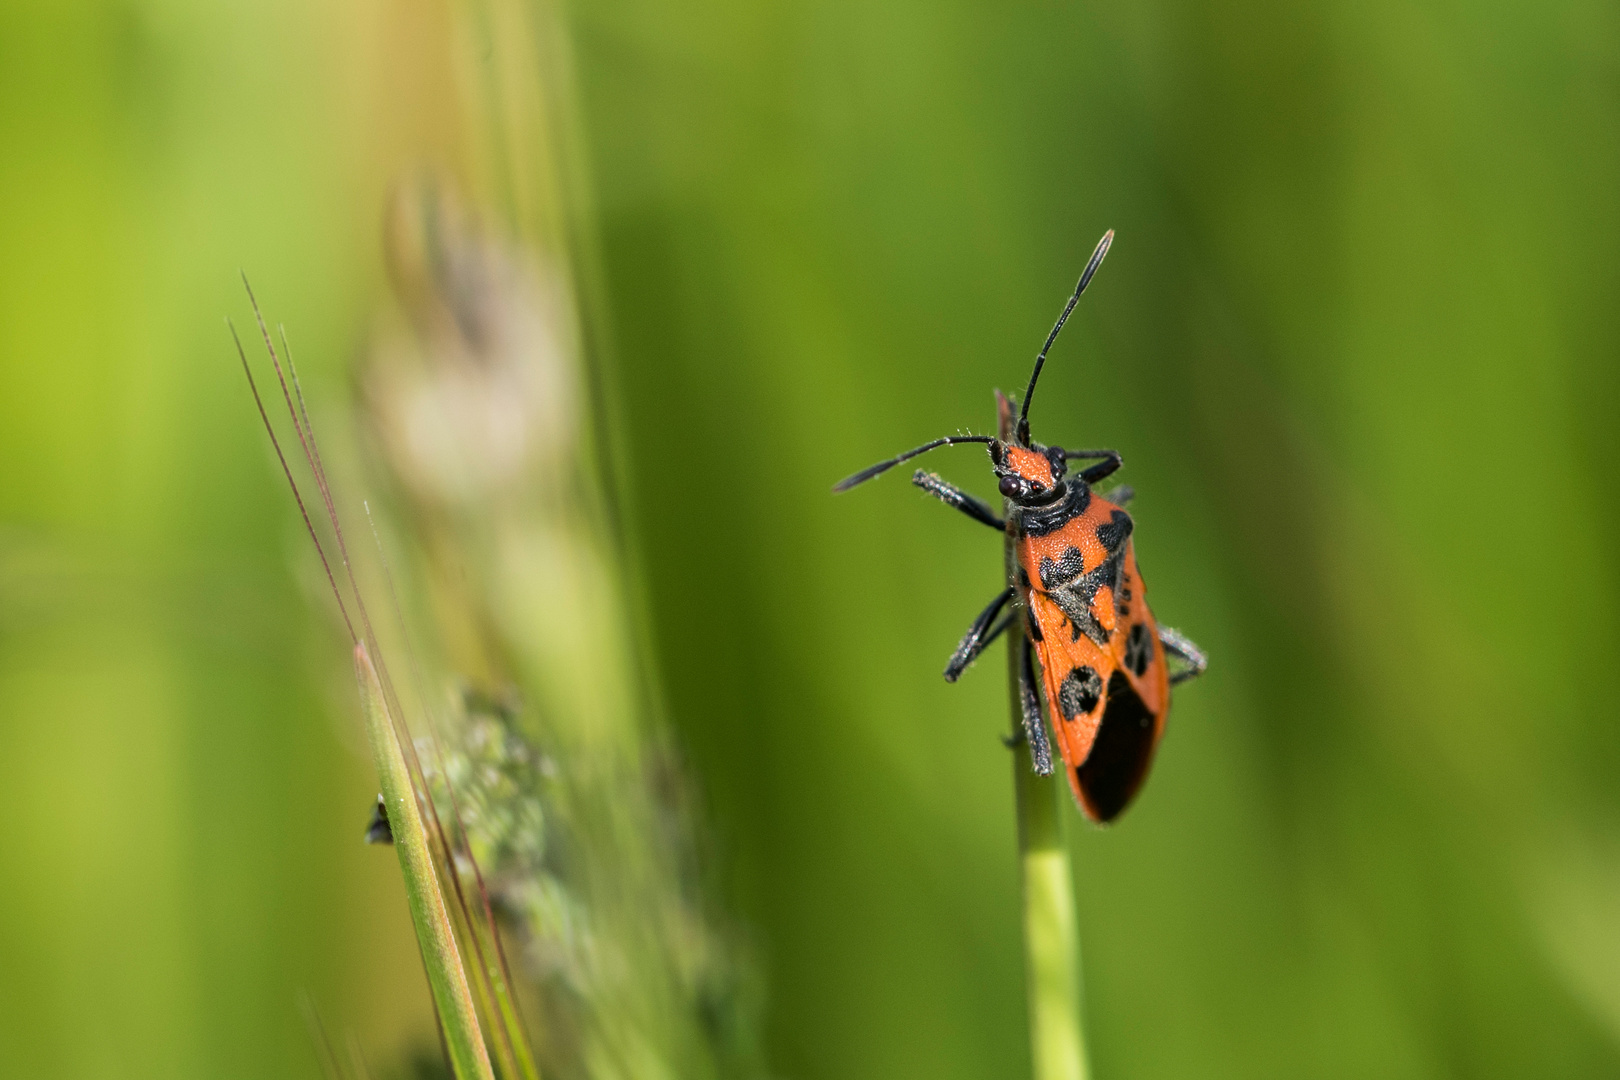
1016,494,1170,822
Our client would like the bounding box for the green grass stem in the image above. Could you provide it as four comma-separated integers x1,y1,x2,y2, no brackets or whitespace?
998,392,1090,1080
355,642,496,1080
1010,750,1088,1080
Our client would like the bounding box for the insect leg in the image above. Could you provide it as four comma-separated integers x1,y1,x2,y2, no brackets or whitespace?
1056,447,1123,484
1158,625,1208,686
1019,632,1055,775
944,588,1015,681
912,470,1005,530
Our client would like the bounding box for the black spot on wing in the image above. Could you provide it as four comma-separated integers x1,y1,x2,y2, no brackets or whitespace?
1124,622,1154,677
1058,666,1103,721
1047,547,1125,647
1095,509,1133,554
1075,671,1160,823
1038,546,1086,589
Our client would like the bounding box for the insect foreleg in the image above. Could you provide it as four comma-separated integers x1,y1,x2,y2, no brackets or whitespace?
1158,625,1208,686
912,470,1006,530
944,587,1014,681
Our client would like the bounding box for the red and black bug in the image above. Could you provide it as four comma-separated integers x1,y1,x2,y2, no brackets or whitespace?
834,231,1205,822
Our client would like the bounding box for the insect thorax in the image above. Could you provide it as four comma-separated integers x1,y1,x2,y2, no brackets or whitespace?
1010,481,1091,539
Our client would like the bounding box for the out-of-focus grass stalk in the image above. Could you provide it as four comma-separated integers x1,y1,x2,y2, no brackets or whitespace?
300,993,346,1080
322,0,765,1074
456,879,539,1080
998,391,1090,1080
355,641,495,1080
367,180,758,1080
436,871,521,1080
236,292,533,1076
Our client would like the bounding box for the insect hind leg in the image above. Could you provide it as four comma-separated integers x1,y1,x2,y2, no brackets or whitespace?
1158,625,1208,686
1011,632,1055,774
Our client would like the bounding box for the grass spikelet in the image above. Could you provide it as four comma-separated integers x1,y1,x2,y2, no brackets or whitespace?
364,185,763,1080
234,0,763,1070
236,282,538,1078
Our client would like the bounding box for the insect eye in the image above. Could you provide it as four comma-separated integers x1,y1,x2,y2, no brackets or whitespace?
999,475,1030,499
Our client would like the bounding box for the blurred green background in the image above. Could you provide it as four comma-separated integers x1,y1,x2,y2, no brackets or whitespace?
4,0,1620,1077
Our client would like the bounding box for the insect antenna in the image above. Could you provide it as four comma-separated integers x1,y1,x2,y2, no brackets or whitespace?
1015,229,1113,445
832,435,997,492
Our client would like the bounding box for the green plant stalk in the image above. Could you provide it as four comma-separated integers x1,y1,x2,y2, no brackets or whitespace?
1009,740,1089,1080
477,919,542,1080
999,392,1090,1080
440,883,521,1080
355,642,496,1080
450,863,541,1080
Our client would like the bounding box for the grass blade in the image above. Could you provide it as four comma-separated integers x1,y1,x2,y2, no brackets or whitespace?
355,641,496,1080
1011,754,1088,1080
